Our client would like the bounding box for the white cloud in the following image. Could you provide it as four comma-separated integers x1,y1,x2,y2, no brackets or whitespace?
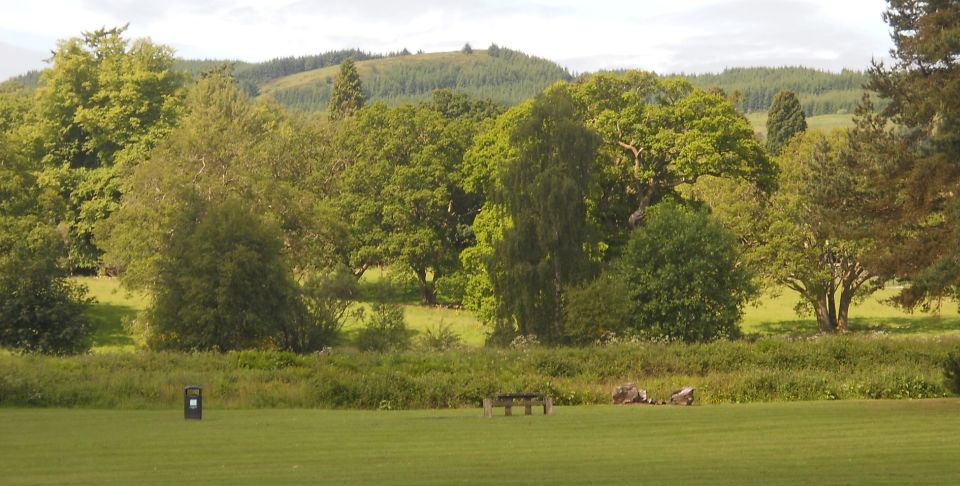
0,0,893,79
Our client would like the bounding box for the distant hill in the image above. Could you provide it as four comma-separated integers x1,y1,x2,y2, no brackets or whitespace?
676,67,871,116
257,47,572,111
7,48,871,117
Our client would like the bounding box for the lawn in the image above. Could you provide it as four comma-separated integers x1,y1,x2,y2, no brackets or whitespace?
2,399,958,484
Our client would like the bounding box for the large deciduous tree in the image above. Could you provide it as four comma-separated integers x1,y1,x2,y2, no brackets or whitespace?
34,25,185,271
489,85,599,343
327,57,365,120
754,131,882,333
766,89,807,155
570,71,775,237
853,0,960,310
100,72,348,352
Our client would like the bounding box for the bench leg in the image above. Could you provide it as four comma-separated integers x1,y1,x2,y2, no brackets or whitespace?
524,399,533,415
504,399,512,416
544,397,553,415
483,398,492,418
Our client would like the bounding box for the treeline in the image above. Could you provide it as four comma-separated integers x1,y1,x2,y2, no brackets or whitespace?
267,47,572,111
3,1,959,356
675,67,870,115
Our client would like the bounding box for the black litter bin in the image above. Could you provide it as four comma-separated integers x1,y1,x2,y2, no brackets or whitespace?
184,385,202,420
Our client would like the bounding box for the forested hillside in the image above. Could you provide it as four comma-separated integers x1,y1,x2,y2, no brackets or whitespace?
258,47,572,110
678,67,870,115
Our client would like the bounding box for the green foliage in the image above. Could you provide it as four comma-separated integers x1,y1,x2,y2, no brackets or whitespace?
0,217,94,355
677,67,870,115
32,25,186,271
757,131,878,333
461,43,473,54
419,322,463,351
355,303,411,352
328,58,365,120
766,89,807,154
0,336,956,408
0,131,92,355
490,85,599,343
852,0,960,310
571,71,775,233
561,273,632,345
142,199,300,351
262,49,571,111
945,350,960,395
612,202,756,342
334,99,492,304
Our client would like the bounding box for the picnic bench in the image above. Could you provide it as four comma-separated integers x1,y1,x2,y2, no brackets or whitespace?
483,392,553,417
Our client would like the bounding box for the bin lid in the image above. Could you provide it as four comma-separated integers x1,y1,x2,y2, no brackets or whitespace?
184,385,202,391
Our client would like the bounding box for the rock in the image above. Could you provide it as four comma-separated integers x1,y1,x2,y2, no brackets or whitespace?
671,387,695,406
612,383,649,404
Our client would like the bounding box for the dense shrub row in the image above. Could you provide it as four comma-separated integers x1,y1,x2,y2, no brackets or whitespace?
1,335,956,409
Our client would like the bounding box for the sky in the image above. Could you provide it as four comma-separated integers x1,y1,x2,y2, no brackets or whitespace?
0,0,894,80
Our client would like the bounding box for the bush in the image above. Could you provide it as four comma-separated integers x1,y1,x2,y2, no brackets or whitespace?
419,322,462,351
0,217,93,355
355,303,411,352
143,199,302,351
613,202,757,342
945,350,960,395
562,273,632,345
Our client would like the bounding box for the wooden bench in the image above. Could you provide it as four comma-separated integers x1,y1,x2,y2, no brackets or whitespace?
483,392,553,417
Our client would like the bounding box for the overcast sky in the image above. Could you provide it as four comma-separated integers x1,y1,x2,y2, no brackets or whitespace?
0,0,893,80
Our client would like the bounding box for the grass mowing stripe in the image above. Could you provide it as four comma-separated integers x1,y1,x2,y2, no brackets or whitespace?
1,400,958,484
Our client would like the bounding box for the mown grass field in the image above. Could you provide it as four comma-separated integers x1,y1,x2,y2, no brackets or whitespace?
76,275,960,352
2,400,958,484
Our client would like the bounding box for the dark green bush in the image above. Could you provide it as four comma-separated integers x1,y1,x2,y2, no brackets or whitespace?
945,350,960,395
419,322,462,351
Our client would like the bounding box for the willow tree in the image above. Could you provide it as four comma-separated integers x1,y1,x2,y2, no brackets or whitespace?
489,85,599,343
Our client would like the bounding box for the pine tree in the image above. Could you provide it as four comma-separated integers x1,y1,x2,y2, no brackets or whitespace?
328,58,365,120
766,89,807,155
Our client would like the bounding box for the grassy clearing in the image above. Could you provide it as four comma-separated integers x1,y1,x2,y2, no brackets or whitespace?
76,276,960,353
743,288,960,337
1,400,958,484
746,112,855,137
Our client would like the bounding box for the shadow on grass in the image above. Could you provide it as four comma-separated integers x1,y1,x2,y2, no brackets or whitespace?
87,303,138,348
748,315,960,337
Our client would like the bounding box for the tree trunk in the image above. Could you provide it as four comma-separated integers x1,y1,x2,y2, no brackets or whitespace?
813,293,836,334
837,287,855,333
827,283,838,332
553,253,564,343
415,267,436,306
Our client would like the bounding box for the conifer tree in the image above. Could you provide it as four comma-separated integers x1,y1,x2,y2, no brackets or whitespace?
328,58,365,120
766,89,807,155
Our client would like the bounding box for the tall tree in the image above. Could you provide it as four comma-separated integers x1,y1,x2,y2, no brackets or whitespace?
766,89,807,155
489,85,599,343
327,57,365,120
853,0,960,309
33,25,185,270
333,100,489,304
695,131,878,333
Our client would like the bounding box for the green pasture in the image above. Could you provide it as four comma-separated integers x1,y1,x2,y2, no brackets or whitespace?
746,112,855,137
2,400,958,484
77,275,960,352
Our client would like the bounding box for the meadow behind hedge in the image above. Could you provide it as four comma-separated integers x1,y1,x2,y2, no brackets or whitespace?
1,335,957,409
